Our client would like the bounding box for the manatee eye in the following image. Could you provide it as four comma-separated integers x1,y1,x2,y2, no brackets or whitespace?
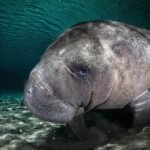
79,68,88,76
67,62,89,77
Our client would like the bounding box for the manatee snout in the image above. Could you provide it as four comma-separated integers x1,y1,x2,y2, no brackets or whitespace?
24,61,84,123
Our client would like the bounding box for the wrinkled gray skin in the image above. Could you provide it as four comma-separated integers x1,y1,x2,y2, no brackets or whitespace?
25,21,150,138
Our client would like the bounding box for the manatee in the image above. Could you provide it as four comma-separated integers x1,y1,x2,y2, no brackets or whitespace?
24,20,150,139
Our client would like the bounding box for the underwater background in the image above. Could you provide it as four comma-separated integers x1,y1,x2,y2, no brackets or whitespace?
0,0,150,149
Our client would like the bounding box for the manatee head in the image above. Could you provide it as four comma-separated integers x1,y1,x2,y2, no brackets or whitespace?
24,22,116,123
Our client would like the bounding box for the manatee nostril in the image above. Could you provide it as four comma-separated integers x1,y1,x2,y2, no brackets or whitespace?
25,88,33,99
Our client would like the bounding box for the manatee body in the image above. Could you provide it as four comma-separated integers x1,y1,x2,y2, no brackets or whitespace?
24,21,150,136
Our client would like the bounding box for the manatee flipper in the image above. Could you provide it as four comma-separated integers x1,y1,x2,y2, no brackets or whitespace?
69,115,86,140
129,90,150,126
69,115,108,143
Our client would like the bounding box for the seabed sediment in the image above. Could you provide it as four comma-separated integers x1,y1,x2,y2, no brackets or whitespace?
0,93,150,150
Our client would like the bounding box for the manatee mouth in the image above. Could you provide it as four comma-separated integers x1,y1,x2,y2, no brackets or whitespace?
24,72,84,123
25,91,84,123
25,98,82,123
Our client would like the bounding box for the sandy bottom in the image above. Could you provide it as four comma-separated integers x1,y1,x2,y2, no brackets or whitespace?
0,93,150,150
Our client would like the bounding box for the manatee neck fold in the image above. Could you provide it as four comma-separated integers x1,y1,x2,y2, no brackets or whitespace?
85,72,116,111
